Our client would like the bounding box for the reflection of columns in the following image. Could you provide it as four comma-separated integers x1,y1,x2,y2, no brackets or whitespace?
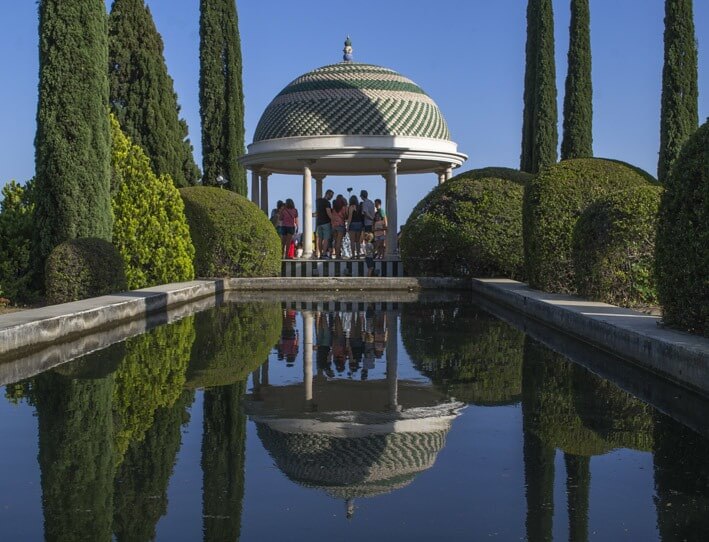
252,368,261,396
445,164,454,181
259,171,270,214
385,159,400,258
303,311,314,407
302,162,314,258
250,168,260,205
385,311,400,411
314,174,326,201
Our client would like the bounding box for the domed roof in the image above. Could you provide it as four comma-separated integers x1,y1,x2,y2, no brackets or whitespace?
253,62,451,142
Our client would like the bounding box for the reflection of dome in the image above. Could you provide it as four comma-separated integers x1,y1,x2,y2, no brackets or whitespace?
254,63,451,142
247,379,463,501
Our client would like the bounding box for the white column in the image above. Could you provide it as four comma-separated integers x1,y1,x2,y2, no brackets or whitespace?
303,311,314,406
445,164,454,181
314,175,326,201
302,162,314,258
251,168,260,205
437,170,446,185
385,159,400,258
260,171,270,214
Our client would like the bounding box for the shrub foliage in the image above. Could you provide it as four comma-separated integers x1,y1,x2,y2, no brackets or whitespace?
0,180,36,303
401,168,531,278
656,120,709,336
572,185,662,307
45,238,127,305
111,114,195,289
523,158,657,293
180,187,281,277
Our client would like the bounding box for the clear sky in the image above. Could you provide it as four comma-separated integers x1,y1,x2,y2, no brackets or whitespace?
0,1,707,225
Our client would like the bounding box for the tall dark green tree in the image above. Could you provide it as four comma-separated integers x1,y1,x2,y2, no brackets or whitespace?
657,0,698,183
109,0,200,188
199,0,247,194
561,0,593,160
201,383,248,541
34,0,113,264
521,0,558,174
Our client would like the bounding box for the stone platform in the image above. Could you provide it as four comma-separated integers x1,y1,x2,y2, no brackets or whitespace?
281,257,405,277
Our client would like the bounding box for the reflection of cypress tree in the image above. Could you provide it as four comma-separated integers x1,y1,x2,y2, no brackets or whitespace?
202,382,247,542
653,414,709,541
565,453,590,542
34,371,115,542
113,390,195,542
522,338,554,542
401,303,524,405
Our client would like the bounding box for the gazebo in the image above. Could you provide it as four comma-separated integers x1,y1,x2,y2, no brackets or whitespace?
239,38,467,265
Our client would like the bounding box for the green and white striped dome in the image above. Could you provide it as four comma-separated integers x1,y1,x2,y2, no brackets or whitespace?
253,62,451,142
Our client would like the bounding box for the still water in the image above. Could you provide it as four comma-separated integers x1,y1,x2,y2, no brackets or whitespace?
1,299,708,541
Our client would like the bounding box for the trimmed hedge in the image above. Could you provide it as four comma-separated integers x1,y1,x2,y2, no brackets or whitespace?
45,238,127,305
656,120,709,337
111,114,195,289
572,185,663,307
401,302,524,406
401,168,532,278
180,187,281,278
523,158,657,293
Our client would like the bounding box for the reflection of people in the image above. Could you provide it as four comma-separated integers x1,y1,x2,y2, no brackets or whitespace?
316,312,334,377
374,311,387,358
278,309,299,365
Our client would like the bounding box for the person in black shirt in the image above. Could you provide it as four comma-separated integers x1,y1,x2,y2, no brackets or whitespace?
315,189,334,258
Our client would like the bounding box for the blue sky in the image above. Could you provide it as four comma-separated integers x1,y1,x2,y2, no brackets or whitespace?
0,1,707,224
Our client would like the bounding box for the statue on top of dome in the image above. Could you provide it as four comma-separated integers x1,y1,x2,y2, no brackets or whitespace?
343,36,353,62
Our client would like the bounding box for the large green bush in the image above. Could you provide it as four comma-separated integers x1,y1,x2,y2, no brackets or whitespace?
45,238,127,305
656,120,709,336
572,185,663,307
180,187,281,277
111,114,195,289
0,179,37,304
401,303,524,405
401,168,531,278
523,158,657,293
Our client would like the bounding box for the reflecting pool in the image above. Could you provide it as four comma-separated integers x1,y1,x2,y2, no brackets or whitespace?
1,299,708,541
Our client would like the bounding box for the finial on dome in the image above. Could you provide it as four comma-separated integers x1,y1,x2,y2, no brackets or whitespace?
343,36,353,62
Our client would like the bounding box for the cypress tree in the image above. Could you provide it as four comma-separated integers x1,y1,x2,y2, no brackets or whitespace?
109,0,200,188
34,0,113,263
657,0,698,183
199,0,247,194
520,0,539,173
521,0,558,173
561,0,593,160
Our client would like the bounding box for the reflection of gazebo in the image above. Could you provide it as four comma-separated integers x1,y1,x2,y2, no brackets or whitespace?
239,38,467,260
245,310,464,517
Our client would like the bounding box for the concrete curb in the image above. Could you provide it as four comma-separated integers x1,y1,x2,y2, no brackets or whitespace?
0,277,469,359
470,278,709,394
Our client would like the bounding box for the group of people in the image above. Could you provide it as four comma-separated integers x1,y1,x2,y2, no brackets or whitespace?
270,189,389,276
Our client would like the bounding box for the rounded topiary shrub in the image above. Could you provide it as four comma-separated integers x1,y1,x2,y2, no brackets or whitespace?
45,238,127,305
110,114,195,289
572,185,663,307
180,187,281,278
401,167,532,278
523,158,657,294
656,120,709,337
